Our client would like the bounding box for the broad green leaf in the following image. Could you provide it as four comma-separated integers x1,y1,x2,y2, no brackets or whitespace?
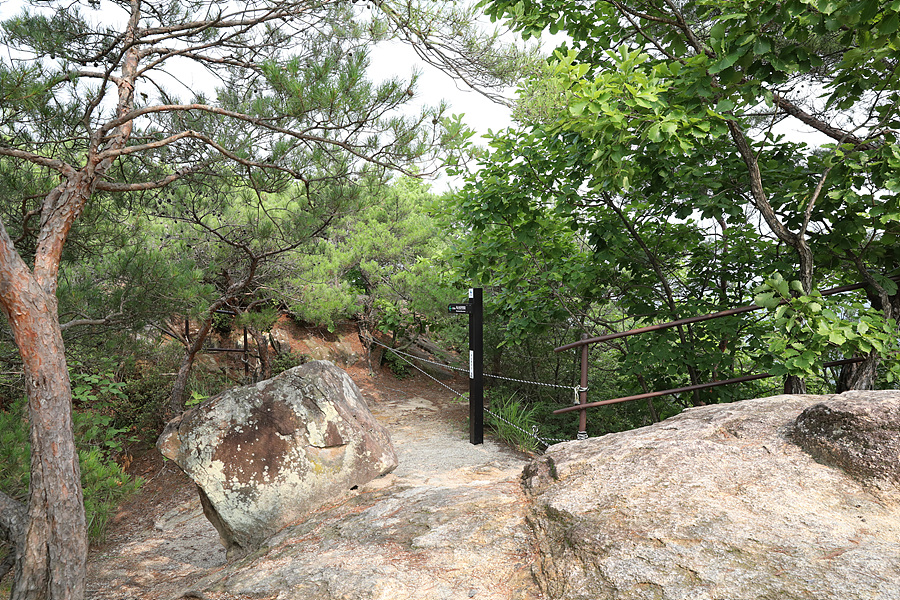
715,98,735,113
754,37,772,55
828,331,846,345
754,291,779,309
570,100,589,116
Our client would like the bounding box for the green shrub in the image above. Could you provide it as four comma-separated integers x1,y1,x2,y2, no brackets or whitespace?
79,445,142,541
382,350,411,379
118,367,175,433
271,350,308,376
0,398,142,543
486,392,541,453
110,345,181,434
185,370,231,406
211,311,234,335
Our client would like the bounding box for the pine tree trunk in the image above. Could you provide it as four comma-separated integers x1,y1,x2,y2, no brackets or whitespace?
168,317,214,413
0,491,26,581
0,252,87,600
249,327,271,381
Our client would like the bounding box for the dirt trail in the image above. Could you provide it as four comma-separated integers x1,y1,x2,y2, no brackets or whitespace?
83,363,542,600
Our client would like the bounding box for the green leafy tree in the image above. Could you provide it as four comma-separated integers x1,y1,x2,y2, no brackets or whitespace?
444,124,773,414
474,0,900,394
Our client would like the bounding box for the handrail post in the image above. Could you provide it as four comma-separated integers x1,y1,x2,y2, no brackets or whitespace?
578,333,588,440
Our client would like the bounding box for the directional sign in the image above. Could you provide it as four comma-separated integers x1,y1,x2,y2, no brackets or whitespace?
448,303,471,314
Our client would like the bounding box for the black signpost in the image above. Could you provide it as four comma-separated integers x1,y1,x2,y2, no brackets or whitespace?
448,288,483,445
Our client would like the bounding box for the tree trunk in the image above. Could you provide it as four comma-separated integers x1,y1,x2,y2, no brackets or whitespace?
0,491,26,582
636,374,659,423
168,317,214,414
783,375,807,394
248,326,271,381
0,253,87,600
837,353,879,392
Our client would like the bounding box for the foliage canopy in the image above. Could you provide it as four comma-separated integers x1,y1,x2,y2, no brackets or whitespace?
449,0,900,405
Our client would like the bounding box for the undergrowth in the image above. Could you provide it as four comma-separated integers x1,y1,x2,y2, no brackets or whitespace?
0,357,145,544
486,392,540,453
382,350,412,379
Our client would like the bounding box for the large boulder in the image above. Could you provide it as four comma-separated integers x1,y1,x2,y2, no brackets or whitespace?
157,360,397,558
523,392,900,600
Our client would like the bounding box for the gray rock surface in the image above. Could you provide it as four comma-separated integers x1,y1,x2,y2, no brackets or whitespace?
524,392,900,600
157,360,397,558
790,390,900,483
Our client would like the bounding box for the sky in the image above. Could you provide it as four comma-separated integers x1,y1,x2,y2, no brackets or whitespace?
368,39,515,137
367,37,518,192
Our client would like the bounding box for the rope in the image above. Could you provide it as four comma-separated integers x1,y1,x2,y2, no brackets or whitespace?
371,339,583,400
483,372,573,390
375,343,581,450
483,407,551,450
482,407,570,448
370,339,469,373
377,343,468,399
574,385,588,405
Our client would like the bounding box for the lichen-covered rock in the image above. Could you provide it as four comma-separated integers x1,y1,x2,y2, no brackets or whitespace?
524,392,900,600
157,360,396,558
790,390,900,484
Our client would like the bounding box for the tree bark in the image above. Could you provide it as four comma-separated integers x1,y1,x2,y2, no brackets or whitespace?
836,354,878,392
0,491,26,582
168,316,215,414
248,326,271,381
0,221,87,600
783,375,807,395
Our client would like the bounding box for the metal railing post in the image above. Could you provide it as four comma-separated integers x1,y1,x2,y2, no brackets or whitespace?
578,333,588,440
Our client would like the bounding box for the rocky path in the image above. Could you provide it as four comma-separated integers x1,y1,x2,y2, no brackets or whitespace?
84,368,543,600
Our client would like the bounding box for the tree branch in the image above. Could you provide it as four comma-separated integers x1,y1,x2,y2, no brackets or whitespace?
800,166,832,239
727,119,815,292
771,92,877,151
95,161,214,192
0,148,75,177
59,311,124,331
96,105,421,176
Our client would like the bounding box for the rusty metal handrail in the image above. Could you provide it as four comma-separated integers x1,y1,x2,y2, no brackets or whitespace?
552,358,864,415
552,275,898,434
554,278,892,353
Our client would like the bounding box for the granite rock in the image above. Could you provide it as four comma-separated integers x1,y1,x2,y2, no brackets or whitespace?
157,360,397,558
523,392,900,600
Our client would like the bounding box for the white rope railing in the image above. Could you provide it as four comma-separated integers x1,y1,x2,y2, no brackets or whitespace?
371,340,576,449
